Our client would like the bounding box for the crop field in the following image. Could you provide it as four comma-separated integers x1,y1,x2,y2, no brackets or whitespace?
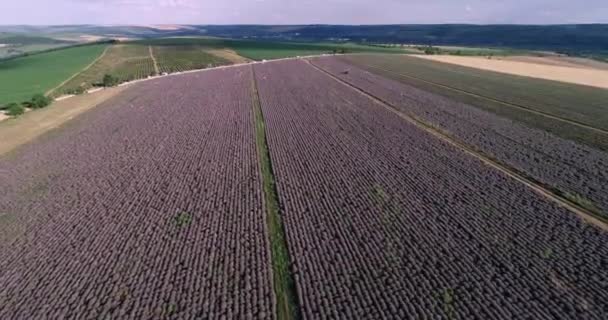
312,56,608,218
0,68,273,318
136,37,407,61
0,44,107,105
1,57,608,319
154,46,231,73
341,54,608,152
54,44,156,95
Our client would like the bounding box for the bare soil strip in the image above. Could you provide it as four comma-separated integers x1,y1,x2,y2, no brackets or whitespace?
307,59,608,232
362,62,608,137
46,45,111,96
251,66,302,320
0,86,125,157
413,55,608,89
149,45,160,75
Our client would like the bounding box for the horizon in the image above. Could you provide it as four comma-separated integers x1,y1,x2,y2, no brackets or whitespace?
2,23,608,27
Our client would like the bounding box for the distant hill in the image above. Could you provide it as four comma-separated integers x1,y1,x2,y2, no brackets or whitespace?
1,24,607,58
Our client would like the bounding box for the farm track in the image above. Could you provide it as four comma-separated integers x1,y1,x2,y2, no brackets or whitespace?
149,46,160,75
46,45,110,96
360,62,608,137
307,59,608,231
251,66,302,320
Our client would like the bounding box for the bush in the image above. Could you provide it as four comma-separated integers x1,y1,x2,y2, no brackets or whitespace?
30,94,53,109
67,86,87,95
102,74,120,87
6,103,25,116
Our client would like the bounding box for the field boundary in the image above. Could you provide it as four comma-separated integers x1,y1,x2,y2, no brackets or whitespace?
307,59,608,232
360,60,608,136
251,65,302,320
46,45,111,96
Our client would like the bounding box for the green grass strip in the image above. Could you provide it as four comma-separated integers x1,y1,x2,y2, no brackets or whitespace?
250,66,301,320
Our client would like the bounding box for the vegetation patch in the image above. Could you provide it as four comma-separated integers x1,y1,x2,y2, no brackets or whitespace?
173,211,193,228
0,44,107,105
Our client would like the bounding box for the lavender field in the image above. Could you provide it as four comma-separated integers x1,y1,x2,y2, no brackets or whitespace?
0,56,607,319
0,67,273,319
254,59,608,319
312,56,608,217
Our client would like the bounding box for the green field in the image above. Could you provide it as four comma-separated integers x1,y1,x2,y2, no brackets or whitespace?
344,54,608,151
0,44,107,105
137,37,409,60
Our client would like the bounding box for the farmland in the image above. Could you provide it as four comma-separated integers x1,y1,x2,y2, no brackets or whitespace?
153,46,231,74
342,54,608,152
53,44,156,95
0,35,75,59
0,44,107,105
0,68,274,318
313,56,608,218
1,55,608,319
136,37,408,60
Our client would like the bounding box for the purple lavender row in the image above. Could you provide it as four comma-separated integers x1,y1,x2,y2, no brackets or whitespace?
254,59,608,319
0,67,274,319
311,56,608,216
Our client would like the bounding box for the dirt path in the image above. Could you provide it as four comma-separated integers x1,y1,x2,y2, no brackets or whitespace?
46,45,111,96
0,87,125,156
413,55,608,89
307,59,608,232
362,63,608,137
149,46,160,75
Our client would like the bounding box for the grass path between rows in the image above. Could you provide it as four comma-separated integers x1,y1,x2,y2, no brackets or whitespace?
250,65,302,320
149,46,160,75
306,59,608,232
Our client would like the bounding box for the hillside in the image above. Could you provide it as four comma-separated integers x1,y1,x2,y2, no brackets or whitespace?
2,24,607,59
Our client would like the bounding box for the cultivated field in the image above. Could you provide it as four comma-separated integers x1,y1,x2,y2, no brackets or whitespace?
54,44,156,95
414,54,608,89
0,44,107,105
1,56,607,319
137,37,405,61
0,68,273,318
343,54,608,152
0,86,125,156
153,45,231,74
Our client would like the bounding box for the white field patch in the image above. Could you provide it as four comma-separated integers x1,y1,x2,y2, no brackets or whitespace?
413,55,608,89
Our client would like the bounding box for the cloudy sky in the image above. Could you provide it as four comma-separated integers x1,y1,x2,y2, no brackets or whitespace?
1,0,607,25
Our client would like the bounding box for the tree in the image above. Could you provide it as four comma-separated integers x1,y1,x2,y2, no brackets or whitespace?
30,94,53,109
102,74,120,87
6,103,25,116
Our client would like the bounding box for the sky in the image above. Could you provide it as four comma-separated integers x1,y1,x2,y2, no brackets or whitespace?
1,0,607,25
